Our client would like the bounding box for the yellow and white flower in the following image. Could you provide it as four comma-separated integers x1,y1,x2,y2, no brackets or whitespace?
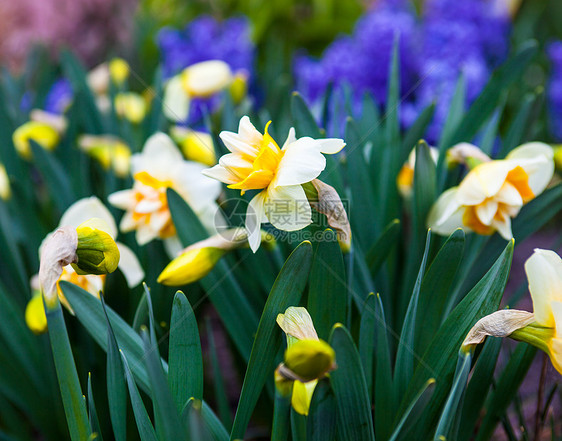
397,145,439,198
275,307,336,415
202,116,345,252
163,60,235,122
108,133,221,252
25,197,144,333
428,142,554,240
463,249,562,374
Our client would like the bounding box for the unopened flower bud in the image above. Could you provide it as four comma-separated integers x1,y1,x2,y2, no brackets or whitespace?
157,247,225,286
109,58,130,85
73,219,120,275
170,127,216,166
25,294,47,334
284,339,335,382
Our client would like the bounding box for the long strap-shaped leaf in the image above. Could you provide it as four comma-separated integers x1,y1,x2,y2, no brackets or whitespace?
168,291,203,411
329,324,375,441
230,241,313,440
398,240,514,440
45,299,91,441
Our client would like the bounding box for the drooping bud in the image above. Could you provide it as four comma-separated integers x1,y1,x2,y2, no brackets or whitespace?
181,60,233,97
229,71,248,104
73,219,120,275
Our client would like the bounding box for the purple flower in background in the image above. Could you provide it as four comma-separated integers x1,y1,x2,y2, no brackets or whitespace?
157,15,254,79
547,41,562,141
157,15,254,126
294,0,510,142
44,79,73,115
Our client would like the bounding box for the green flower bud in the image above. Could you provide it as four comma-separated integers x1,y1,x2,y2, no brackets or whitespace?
72,219,120,275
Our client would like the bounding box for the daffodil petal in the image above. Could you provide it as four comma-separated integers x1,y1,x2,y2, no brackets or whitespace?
524,249,562,327
456,161,512,205
116,242,144,287
291,380,317,416
246,191,268,253
427,187,465,235
506,142,554,196
59,196,118,238
274,138,327,187
265,185,312,231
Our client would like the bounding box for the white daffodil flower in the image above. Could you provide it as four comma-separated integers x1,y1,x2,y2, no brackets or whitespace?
203,116,345,252
463,249,562,374
108,133,221,254
428,142,554,240
163,60,234,122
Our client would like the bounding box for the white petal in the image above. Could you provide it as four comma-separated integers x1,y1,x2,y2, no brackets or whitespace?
183,60,232,97
173,162,222,211
136,225,157,246
495,182,523,206
265,185,312,232
119,211,137,233
219,131,259,156
246,192,267,253
218,153,253,174
108,190,136,210
316,138,345,154
506,143,554,196
133,132,184,178
476,200,498,226
59,197,118,237
135,199,163,214
163,75,190,122
457,161,512,205
238,116,263,146
427,187,465,235
281,127,297,150
274,138,326,187
116,243,144,287
490,211,512,240
524,249,562,327
202,164,238,184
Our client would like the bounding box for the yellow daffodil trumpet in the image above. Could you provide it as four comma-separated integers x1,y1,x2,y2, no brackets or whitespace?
203,116,346,252
462,248,562,374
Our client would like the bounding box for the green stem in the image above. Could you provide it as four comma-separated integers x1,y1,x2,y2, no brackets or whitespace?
45,298,91,441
